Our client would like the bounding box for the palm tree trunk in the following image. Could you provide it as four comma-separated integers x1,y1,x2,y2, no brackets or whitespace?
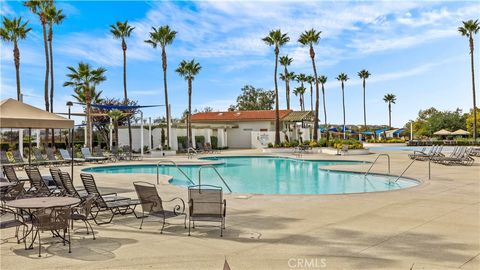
284,66,290,110
363,79,367,131
86,89,92,149
122,40,133,152
322,84,327,136
470,36,477,140
274,48,280,145
13,41,21,101
310,46,320,140
41,17,50,146
388,103,392,129
187,79,192,147
342,83,346,140
309,83,313,112
162,48,170,148
114,121,119,147
48,25,55,145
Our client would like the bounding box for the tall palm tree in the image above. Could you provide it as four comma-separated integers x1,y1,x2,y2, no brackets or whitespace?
145,25,177,148
45,5,65,145
72,87,103,104
262,29,290,145
111,20,134,152
175,59,201,147
279,55,293,110
357,69,371,132
107,109,123,148
318,75,328,132
383,94,396,129
336,73,349,139
0,16,31,100
306,75,314,111
293,86,306,111
298,29,321,140
63,62,107,149
458,19,480,140
24,0,52,111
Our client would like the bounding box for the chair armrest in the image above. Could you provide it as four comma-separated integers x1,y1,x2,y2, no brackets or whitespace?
164,197,186,215
101,192,117,197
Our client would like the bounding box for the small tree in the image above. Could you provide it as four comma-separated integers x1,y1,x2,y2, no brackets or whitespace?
107,109,123,148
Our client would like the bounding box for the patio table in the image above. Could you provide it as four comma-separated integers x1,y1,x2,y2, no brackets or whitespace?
6,197,81,249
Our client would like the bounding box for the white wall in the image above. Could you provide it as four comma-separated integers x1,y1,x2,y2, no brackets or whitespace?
227,121,273,148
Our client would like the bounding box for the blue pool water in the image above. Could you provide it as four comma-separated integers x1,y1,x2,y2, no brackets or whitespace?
82,156,418,195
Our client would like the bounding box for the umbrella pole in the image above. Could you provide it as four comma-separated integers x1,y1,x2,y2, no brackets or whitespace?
28,128,31,165
71,127,74,181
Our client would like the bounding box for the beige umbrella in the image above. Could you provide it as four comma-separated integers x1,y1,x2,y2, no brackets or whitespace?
451,129,470,136
433,129,452,136
0,98,74,165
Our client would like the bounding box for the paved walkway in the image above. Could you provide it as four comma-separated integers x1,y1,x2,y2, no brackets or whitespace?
1,149,479,269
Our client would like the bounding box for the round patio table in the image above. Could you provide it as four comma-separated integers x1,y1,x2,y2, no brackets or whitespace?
6,197,80,209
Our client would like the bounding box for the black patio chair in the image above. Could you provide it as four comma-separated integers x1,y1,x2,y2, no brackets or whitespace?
188,185,226,237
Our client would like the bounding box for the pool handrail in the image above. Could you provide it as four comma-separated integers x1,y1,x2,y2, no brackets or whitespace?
393,157,431,182
198,165,232,193
156,160,196,186
364,154,391,177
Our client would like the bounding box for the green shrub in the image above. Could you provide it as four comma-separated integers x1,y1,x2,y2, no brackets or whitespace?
318,138,328,147
267,143,273,148
195,136,205,146
210,136,218,148
1,143,10,151
309,141,318,147
177,136,188,148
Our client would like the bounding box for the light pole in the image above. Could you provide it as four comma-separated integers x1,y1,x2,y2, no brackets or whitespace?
66,101,74,180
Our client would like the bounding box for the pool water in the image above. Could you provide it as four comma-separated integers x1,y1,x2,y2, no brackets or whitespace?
82,156,418,195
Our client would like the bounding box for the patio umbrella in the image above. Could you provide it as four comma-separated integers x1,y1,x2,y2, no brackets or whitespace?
433,129,452,136
451,129,470,136
0,98,74,165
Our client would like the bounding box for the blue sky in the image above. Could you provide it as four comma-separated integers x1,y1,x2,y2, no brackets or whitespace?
1,0,479,128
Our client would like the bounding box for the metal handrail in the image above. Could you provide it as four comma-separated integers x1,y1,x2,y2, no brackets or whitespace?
156,160,195,186
198,165,232,193
187,147,197,159
364,154,391,177
394,157,431,182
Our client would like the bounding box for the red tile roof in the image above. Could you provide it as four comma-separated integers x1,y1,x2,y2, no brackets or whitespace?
191,110,292,122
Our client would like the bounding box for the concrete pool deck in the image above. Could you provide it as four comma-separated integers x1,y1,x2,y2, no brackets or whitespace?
1,149,479,269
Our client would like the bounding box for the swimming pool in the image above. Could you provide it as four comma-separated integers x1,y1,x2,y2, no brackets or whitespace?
82,156,419,195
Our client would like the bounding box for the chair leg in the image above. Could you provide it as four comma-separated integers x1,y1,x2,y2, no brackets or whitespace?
139,211,145,229
184,215,187,229
160,217,165,234
83,220,90,235
86,220,95,240
188,219,191,236
68,226,71,253
38,230,41,257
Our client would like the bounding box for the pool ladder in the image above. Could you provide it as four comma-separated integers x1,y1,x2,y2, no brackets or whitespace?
156,160,195,185
364,154,391,177
198,165,233,193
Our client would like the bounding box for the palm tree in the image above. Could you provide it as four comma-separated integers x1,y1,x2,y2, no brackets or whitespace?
262,29,290,145
24,0,52,112
145,25,177,149
306,75,314,111
318,75,328,132
336,73,349,139
72,87,103,104
383,94,396,129
293,86,306,111
45,4,65,145
357,69,371,132
110,20,134,152
0,16,31,100
458,19,480,140
107,109,123,148
298,29,321,140
63,62,107,149
175,59,201,148
279,55,293,110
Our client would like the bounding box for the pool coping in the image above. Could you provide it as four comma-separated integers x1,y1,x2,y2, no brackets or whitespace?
80,154,423,197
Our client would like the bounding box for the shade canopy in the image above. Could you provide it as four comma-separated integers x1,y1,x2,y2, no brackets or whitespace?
451,129,470,135
433,129,452,135
0,98,74,129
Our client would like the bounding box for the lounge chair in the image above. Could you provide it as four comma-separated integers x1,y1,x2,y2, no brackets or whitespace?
178,143,187,153
2,165,30,183
196,142,205,153
25,166,54,196
46,148,66,166
121,146,142,161
59,171,86,199
0,181,25,202
33,148,56,166
0,151,13,166
80,173,140,225
59,149,86,164
81,148,108,163
188,185,226,237
204,143,215,154
49,167,67,196
11,150,27,167
133,181,186,233
94,147,115,162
